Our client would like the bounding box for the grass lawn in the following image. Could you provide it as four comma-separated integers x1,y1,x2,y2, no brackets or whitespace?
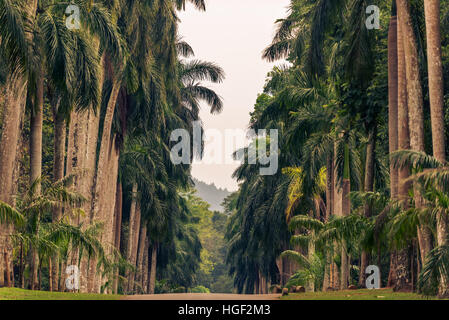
280,288,438,300
0,288,121,300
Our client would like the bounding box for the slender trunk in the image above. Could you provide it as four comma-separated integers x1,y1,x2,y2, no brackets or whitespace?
127,202,141,293
359,252,368,288
30,70,44,185
276,257,283,287
59,260,66,292
81,53,104,293
326,154,334,221
112,182,123,294
19,241,24,288
51,107,65,292
38,263,42,291
388,14,399,200
65,112,76,176
387,251,397,287
105,139,120,252
29,70,44,291
340,144,351,290
424,0,446,162
397,7,411,205
324,153,334,289
126,183,138,293
114,182,123,252
82,109,101,293
393,10,413,292
48,257,53,292
308,227,316,292
332,144,342,290
52,108,66,198
149,243,158,294
423,0,448,297
142,236,149,294
66,109,88,293
68,110,91,292
323,256,330,290
397,0,433,264
3,249,11,287
386,12,399,290
135,224,147,293
331,260,340,289
360,127,377,287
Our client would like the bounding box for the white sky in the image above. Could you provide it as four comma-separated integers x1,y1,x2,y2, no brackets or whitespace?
178,0,290,191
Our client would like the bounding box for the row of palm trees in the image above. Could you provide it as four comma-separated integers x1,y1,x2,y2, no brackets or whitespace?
0,0,223,294
225,0,449,297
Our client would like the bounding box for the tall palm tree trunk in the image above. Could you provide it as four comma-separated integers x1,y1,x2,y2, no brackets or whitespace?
339,143,351,290
323,152,334,289
0,69,28,204
142,237,149,294
394,15,413,291
326,154,334,221
125,183,138,290
0,70,28,285
80,55,105,293
135,224,147,293
67,110,90,292
423,0,448,297
0,0,38,271
29,71,44,290
105,139,120,252
397,0,433,265
424,0,446,163
127,198,141,293
91,80,121,225
360,126,377,287
387,13,400,287
2,249,11,287
388,14,399,201
149,243,158,294
331,145,341,289
89,75,121,291
386,12,400,289
51,107,65,291
112,181,123,294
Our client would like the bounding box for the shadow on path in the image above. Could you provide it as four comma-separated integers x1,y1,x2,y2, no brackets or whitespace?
123,293,281,300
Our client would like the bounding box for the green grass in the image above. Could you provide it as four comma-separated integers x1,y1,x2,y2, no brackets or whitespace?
280,288,438,300
0,288,121,300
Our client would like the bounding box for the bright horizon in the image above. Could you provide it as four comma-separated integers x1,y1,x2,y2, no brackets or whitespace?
178,0,290,191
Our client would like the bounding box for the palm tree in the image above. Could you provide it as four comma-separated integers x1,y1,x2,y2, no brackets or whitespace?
392,150,449,295
0,173,110,290
387,3,401,289
388,8,399,202
178,59,224,116
396,0,433,265
423,0,447,296
0,0,37,288
0,0,33,204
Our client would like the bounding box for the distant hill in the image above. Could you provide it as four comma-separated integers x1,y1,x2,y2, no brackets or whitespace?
193,178,231,212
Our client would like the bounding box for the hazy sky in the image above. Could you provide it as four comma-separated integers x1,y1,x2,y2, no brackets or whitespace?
178,0,290,191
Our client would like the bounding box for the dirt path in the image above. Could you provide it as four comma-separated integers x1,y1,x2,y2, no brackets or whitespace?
123,293,281,300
